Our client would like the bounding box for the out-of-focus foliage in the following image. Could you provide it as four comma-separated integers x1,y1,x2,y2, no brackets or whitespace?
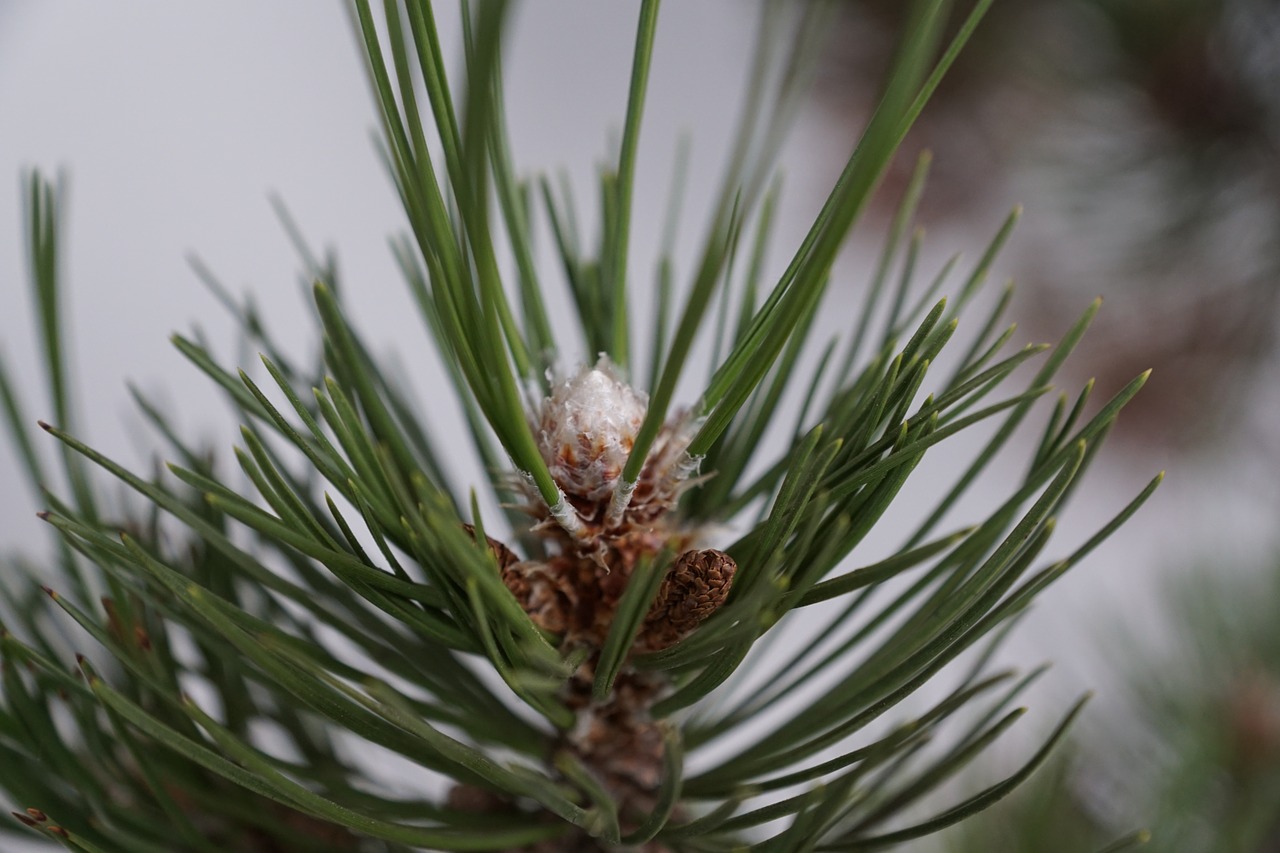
950,557,1280,852
820,0,1280,448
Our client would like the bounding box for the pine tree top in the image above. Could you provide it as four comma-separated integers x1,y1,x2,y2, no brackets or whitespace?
0,2,1159,850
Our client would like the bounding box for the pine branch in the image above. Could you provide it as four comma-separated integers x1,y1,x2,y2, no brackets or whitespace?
0,2,1161,850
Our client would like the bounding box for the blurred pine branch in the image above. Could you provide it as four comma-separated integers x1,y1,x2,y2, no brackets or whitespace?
951,555,1280,853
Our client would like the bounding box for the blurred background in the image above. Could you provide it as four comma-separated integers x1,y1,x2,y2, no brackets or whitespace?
1,1,1278,850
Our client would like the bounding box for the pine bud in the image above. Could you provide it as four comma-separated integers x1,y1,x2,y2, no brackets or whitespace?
535,357,646,504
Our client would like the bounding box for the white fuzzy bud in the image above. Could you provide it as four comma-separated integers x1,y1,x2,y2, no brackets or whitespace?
536,357,646,502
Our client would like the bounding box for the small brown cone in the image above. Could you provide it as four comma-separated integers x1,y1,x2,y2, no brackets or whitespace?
462,523,520,571
503,557,579,636
464,523,577,635
638,548,736,651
